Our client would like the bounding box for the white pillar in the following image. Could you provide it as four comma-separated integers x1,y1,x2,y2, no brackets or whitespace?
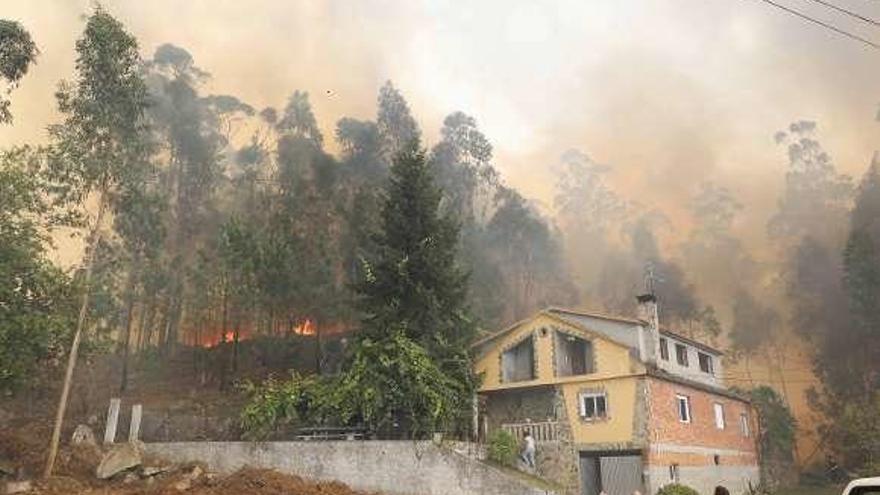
103,398,121,445
128,404,142,443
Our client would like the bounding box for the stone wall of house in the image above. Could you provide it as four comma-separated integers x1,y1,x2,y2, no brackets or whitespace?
483,386,558,433
482,386,580,495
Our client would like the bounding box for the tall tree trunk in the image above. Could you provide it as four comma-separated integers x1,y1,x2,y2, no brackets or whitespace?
119,260,139,394
44,188,108,479
218,283,229,391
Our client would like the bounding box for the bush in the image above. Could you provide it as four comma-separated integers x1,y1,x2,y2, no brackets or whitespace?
487,429,518,467
657,483,700,495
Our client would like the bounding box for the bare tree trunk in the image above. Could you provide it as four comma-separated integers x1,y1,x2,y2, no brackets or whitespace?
44,189,108,479
119,262,139,394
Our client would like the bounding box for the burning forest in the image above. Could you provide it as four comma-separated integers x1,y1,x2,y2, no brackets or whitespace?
1,2,880,495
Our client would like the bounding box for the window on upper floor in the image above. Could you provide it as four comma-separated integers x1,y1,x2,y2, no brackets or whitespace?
675,343,689,366
501,337,535,383
659,337,669,361
714,403,725,429
676,394,691,423
699,352,714,374
669,463,680,482
579,391,608,420
740,413,751,437
555,331,594,377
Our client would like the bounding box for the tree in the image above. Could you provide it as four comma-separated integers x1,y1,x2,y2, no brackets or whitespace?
0,147,77,393
0,19,38,124
358,143,477,430
43,7,152,477
377,81,420,159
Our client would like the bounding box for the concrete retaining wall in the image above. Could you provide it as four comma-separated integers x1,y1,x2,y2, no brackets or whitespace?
145,441,555,495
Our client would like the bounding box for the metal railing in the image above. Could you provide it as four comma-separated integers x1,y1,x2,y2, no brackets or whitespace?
501,421,559,442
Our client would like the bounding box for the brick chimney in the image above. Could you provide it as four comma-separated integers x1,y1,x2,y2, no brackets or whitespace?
636,294,660,365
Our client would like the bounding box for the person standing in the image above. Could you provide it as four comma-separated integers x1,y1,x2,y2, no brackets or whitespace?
521,429,536,469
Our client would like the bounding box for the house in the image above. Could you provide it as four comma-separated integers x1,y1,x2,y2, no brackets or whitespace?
473,294,759,495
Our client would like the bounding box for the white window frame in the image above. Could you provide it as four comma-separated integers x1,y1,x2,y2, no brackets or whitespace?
676,394,691,423
669,463,680,482
714,402,725,429
740,413,751,437
578,391,608,420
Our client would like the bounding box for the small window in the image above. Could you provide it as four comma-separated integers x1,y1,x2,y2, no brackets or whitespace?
659,338,669,361
579,392,608,420
676,395,691,423
669,463,680,482
675,344,689,366
714,403,725,429
740,413,751,437
699,352,714,374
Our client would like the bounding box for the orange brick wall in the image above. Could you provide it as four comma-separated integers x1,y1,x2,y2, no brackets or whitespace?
646,377,758,467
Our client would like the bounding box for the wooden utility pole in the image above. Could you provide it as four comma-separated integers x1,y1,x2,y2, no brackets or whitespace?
44,191,107,479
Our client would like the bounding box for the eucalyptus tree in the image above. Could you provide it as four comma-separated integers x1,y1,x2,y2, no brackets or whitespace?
43,7,153,477
0,19,38,124
377,81,420,159
145,44,227,352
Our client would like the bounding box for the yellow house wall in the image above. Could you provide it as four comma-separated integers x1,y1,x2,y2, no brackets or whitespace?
475,313,642,391
474,312,644,445
560,376,639,445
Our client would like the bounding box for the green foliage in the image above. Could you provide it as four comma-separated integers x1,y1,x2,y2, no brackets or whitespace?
239,372,320,439
656,483,700,495
749,386,797,461
240,328,469,439
331,328,469,436
0,148,78,392
487,429,518,467
0,19,38,124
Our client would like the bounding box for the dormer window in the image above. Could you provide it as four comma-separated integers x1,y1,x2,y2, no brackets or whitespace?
675,344,689,366
555,331,594,377
699,352,714,374
659,338,669,361
501,337,535,382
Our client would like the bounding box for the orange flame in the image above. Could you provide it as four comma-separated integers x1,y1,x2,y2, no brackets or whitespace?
293,319,316,336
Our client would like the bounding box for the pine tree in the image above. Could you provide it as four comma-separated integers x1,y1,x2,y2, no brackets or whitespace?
358,142,477,419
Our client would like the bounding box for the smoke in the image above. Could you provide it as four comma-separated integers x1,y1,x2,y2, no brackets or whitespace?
1,0,879,319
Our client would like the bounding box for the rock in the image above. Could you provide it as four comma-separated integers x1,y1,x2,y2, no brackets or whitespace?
4,480,31,494
173,478,191,491
71,425,97,447
140,465,172,477
95,442,142,479
186,466,203,480
123,473,138,484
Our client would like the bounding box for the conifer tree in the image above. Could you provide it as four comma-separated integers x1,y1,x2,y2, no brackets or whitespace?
358,142,477,424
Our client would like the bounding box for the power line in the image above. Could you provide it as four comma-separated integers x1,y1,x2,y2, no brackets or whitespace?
751,0,880,50
803,0,880,27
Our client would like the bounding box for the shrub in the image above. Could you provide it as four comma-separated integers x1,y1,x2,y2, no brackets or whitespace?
657,483,700,495
487,429,518,467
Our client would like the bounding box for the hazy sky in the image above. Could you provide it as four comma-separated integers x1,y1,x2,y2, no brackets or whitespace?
2,0,879,252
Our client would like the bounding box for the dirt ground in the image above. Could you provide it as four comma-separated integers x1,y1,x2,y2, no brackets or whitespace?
0,424,376,495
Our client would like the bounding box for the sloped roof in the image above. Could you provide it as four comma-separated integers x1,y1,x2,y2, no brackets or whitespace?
472,307,723,356
471,307,642,350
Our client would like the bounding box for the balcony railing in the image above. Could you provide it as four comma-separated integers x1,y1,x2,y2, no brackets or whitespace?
501,420,559,442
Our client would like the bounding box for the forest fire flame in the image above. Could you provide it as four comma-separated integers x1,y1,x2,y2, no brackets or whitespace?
293,319,316,336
